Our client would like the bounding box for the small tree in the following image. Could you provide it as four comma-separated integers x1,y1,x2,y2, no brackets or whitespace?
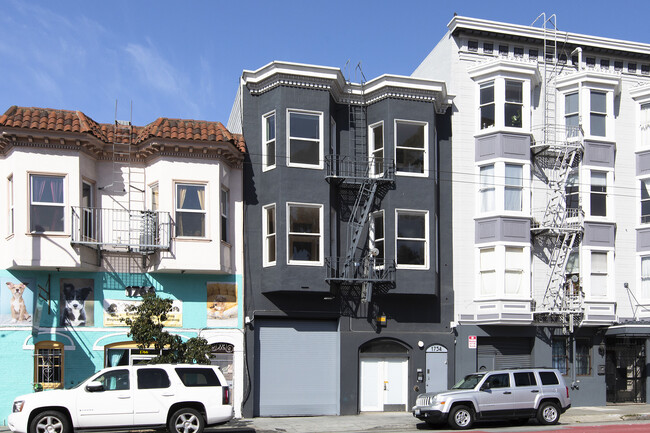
123,293,211,364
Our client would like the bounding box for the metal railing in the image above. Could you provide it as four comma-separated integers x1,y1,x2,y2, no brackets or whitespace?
531,207,584,230
71,207,171,252
531,124,583,149
325,155,395,182
325,257,396,283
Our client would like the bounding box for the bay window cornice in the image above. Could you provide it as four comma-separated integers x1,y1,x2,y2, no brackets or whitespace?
467,58,541,85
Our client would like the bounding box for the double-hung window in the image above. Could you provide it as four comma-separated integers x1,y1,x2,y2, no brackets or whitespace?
370,211,385,261
288,110,322,168
395,120,427,175
641,103,650,148
576,339,591,375
175,183,206,237
504,81,523,128
566,170,580,211
642,179,650,224
590,171,607,217
590,251,608,297
479,165,495,212
263,111,276,170
590,91,607,137
263,204,276,266
480,82,495,129
641,256,650,298
565,92,580,138
221,188,229,243
30,174,64,232
504,247,524,295
396,210,428,268
504,164,523,211
150,183,159,211
552,338,568,375
369,122,384,177
287,203,322,264
479,247,496,296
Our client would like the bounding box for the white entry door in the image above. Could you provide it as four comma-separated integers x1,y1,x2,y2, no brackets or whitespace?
360,357,408,411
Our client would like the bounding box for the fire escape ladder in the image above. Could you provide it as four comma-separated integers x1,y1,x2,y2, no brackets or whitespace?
541,232,577,310
343,178,378,279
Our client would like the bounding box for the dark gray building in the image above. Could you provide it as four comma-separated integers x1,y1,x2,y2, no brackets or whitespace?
228,62,454,416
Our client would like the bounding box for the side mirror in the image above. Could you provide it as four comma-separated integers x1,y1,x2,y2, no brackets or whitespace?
86,381,104,392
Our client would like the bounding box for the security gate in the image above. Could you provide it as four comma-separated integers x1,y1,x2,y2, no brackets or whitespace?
606,338,646,403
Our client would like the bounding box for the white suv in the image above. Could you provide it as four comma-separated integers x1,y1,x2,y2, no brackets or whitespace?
413,368,571,430
8,364,233,433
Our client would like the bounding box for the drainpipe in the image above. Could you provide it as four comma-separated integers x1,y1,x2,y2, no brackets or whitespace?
571,47,583,70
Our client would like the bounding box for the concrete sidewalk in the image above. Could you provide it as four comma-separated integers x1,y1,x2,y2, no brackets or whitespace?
3,405,650,433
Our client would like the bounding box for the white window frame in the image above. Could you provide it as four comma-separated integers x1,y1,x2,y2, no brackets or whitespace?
641,178,650,225
640,255,650,299
479,247,496,297
221,187,229,244
262,204,276,267
590,90,607,137
174,182,207,238
286,202,323,266
504,80,523,128
641,103,650,149
479,81,495,130
29,173,66,233
369,210,385,263
504,163,523,211
479,164,495,213
149,182,159,211
395,209,429,270
394,119,428,177
262,110,276,171
8,174,14,236
589,170,608,218
286,109,323,169
368,121,385,178
564,91,580,139
588,250,610,298
504,246,525,295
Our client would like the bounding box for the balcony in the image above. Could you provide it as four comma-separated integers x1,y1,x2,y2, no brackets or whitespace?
325,257,395,284
325,155,395,183
531,207,584,233
71,207,171,253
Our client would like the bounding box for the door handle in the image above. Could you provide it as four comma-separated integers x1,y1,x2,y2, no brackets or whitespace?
503,391,512,394
162,393,175,397
531,390,540,393
118,395,131,399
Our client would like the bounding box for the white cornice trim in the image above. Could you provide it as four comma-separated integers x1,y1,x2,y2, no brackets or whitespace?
630,83,650,103
242,61,452,113
556,70,622,93
467,58,541,85
449,15,650,57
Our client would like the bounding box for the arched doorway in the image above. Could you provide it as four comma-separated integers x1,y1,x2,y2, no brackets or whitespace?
359,339,409,412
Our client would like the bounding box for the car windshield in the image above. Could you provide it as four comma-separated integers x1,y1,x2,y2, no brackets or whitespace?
451,373,485,390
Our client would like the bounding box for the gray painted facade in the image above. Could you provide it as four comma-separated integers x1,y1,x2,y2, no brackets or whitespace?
237,63,453,416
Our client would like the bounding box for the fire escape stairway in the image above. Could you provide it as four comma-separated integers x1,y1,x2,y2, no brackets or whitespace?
343,178,378,279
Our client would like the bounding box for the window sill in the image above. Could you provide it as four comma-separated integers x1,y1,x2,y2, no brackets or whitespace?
174,237,212,242
27,232,69,238
5,233,14,241
396,264,429,271
286,163,324,170
262,165,277,172
287,260,323,267
396,171,428,178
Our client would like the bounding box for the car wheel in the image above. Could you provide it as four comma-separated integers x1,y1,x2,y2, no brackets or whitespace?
168,408,205,433
537,401,560,425
448,405,474,430
30,410,70,433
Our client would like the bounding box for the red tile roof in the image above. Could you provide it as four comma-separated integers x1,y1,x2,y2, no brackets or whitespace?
0,106,245,152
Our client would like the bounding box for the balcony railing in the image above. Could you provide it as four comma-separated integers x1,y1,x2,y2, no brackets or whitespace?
325,155,395,182
531,207,584,231
71,207,171,252
325,257,396,283
531,124,583,151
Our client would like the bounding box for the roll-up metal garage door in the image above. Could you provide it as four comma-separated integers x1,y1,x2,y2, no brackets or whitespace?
477,337,532,369
256,319,340,416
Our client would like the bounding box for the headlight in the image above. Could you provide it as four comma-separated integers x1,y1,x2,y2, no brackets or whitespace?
13,400,25,413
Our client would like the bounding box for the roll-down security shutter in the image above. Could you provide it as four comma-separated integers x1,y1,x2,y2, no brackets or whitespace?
477,337,533,369
256,319,340,416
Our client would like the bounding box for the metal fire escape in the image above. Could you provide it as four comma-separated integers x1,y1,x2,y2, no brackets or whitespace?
531,14,585,332
71,104,171,266
325,65,396,303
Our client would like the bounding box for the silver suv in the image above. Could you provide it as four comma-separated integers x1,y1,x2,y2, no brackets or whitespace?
9,364,233,433
413,368,571,430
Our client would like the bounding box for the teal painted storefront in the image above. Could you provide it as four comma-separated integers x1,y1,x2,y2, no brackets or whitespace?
0,270,243,423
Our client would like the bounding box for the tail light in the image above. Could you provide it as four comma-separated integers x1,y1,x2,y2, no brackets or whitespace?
222,386,230,405
566,386,570,398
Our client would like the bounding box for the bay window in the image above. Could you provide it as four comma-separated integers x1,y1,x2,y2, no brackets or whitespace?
642,179,650,224
369,122,384,177
479,247,496,296
566,171,580,211
370,211,385,261
642,103,650,148
175,183,206,237
288,110,322,168
221,187,229,243
565,92,580,138
287,203,322,264
590,251,608,297
30,174,64,232
504,247,524,294
395,120,427,175
396,210,428,268
642,256,650,298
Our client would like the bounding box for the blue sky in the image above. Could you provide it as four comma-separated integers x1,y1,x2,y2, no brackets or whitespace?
1,0,649,127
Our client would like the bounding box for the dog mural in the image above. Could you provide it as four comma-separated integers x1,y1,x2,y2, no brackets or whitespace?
7,282,31,323
60,283,92,327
